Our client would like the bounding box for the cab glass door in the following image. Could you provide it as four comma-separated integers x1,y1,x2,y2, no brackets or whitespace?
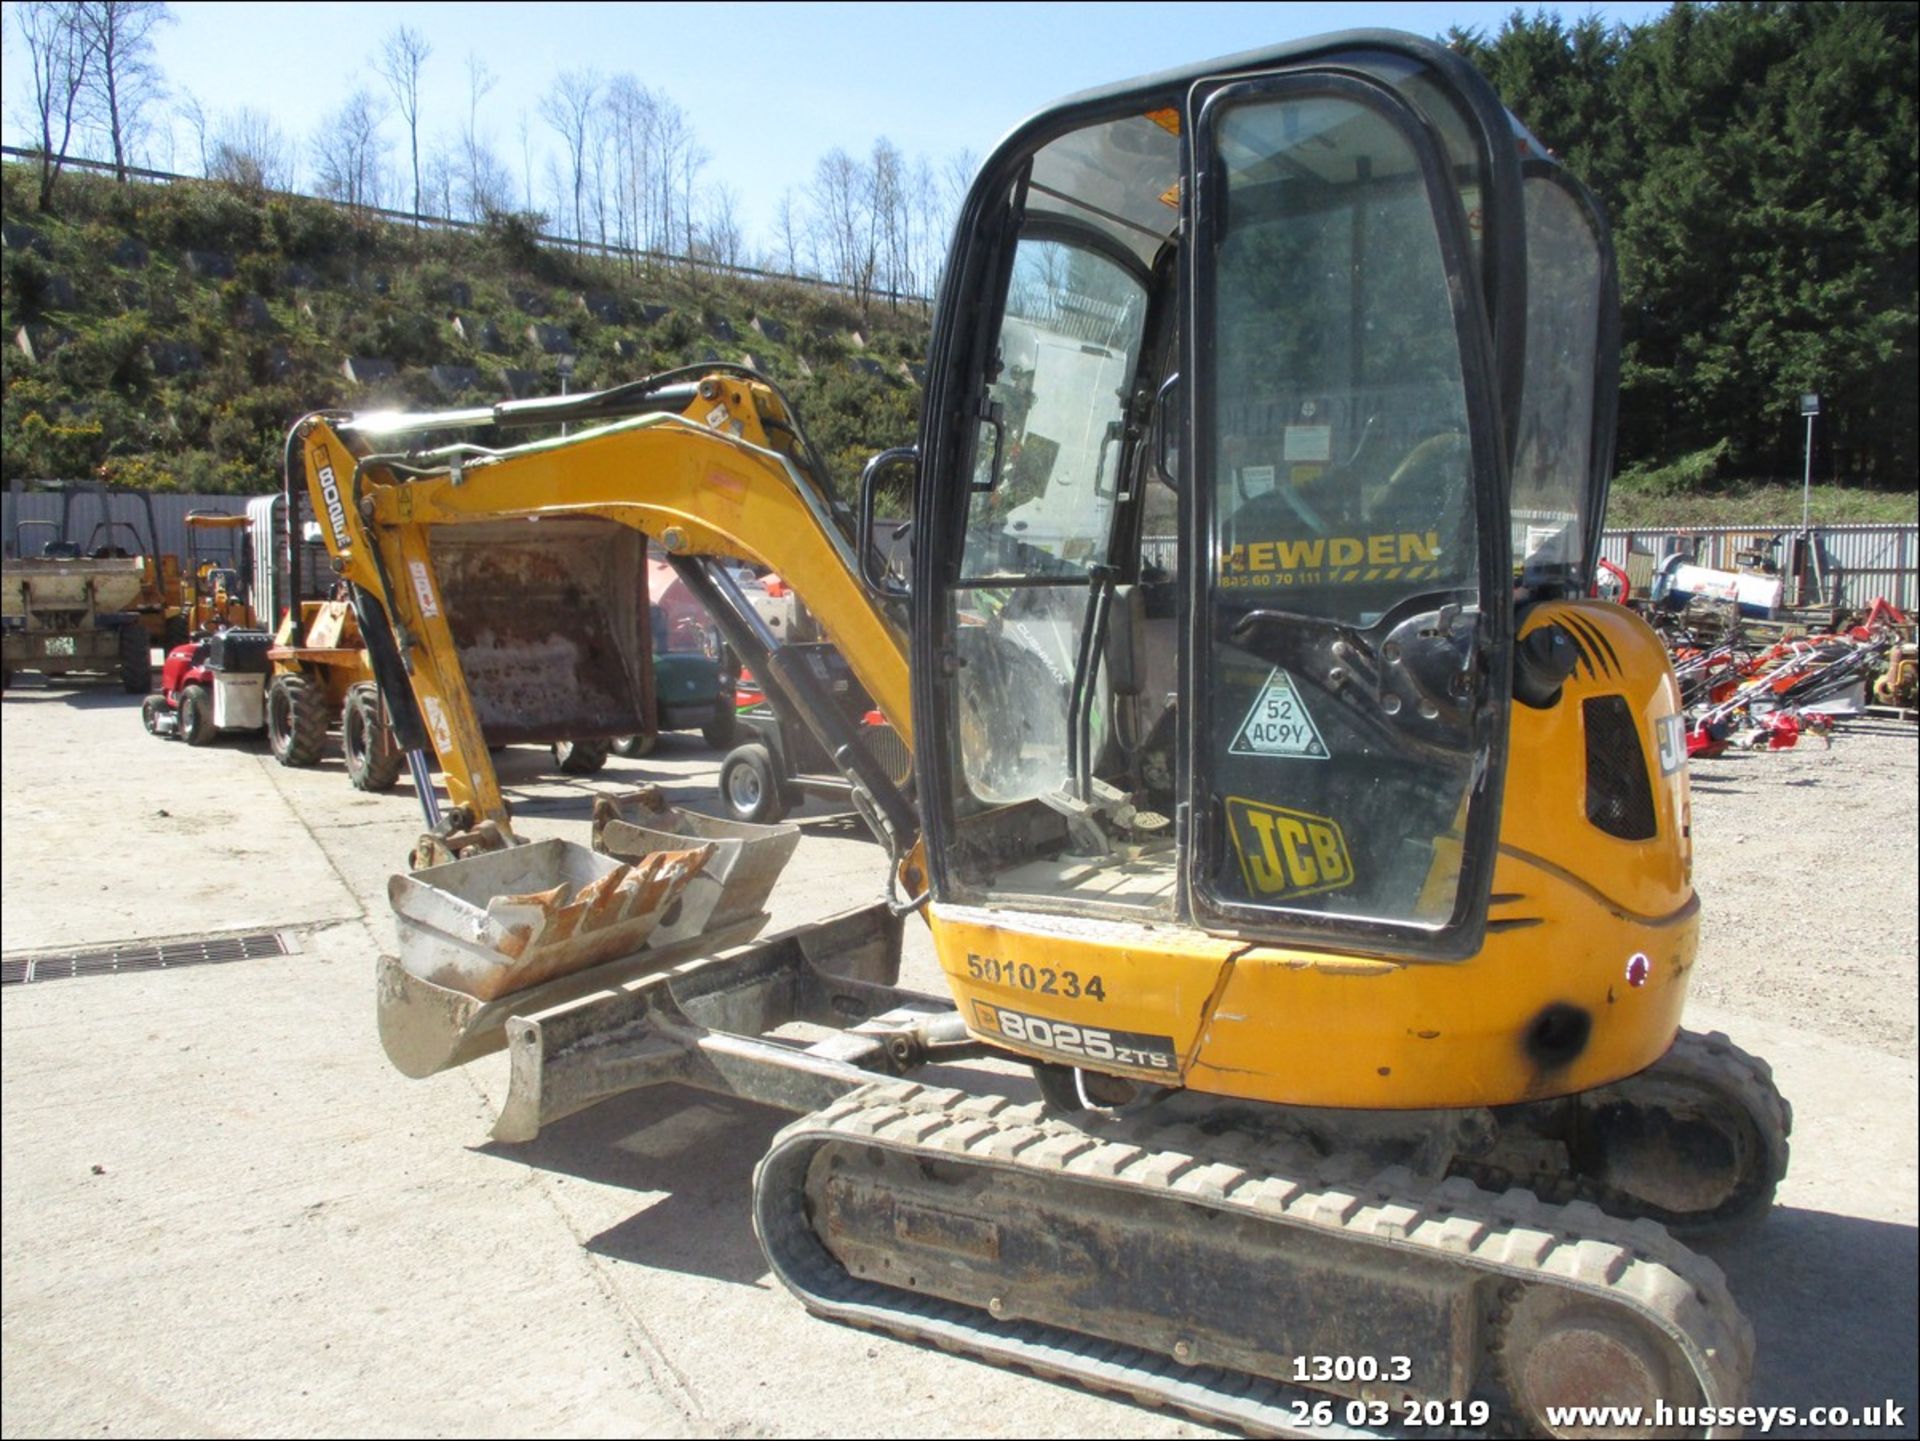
1187,74,1506,956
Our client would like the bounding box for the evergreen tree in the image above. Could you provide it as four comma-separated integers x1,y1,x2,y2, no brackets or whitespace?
1456,2,1917,486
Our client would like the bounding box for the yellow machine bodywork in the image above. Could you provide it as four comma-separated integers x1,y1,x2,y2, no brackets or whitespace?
291,33,1794,1432
268,597,370,701
303,393,1694,1114
181,511,257,634
938,603,1696,1109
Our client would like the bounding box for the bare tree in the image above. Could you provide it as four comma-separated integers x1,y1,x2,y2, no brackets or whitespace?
75,1,170,181
869,137,907,307
603,74,644,260
375,25,430,221
310,87,388,210
585,103,612,247
422,142,458,220
458,53,512,218
177,89,210,175
943,148,979,215
540,68,600,249
12,1,99,211
699,183,744,270
648,94,699,257
209,105,292,192
677,136,707,267
516,109,534,212
774,186,802,276
808,147,874,309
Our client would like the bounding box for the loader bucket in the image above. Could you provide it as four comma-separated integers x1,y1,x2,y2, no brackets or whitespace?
591,792,801,945
426,517,653,743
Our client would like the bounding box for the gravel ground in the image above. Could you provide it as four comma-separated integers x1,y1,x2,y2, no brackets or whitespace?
1685,716,1919,1058
2,682,1913,1438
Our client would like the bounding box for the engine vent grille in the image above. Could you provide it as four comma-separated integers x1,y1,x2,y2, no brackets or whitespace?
860,722,913,788
1583,695,1658,841
2,930,290,986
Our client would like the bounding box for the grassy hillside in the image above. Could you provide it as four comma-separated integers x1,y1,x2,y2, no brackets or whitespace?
5,163,1911,537
1606,442,1918,528
1,164,929,498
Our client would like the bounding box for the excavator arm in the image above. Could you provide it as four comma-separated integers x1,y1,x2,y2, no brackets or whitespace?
295,371,912,850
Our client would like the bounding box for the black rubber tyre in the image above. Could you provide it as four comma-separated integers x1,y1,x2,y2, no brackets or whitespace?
178,684,215,746
266,673,328,767
163,614,189,650
611,733,657,758
342,685,404,792
118,623,152,694
552,738,610,774
719,742,787,824
701,704,738,751
141,693,167,735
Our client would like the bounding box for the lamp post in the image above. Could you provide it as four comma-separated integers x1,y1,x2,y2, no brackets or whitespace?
1798,393,1821,605
1799,392,1819,534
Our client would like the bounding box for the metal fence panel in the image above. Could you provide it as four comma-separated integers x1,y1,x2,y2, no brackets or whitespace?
9,489,1913,613
4,490,275,567
1599,523,1917,610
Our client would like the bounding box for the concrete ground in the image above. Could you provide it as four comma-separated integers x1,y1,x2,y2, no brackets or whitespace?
2,676,1915,1438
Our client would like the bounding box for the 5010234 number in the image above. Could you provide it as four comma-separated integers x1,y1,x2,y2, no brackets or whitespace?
964,952,1106,1002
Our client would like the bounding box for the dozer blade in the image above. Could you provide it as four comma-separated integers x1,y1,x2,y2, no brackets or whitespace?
488,903,946,1143
755,1082,1755,1439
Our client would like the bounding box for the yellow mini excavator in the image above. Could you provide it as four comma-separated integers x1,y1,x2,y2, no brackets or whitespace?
294,31,1789,1437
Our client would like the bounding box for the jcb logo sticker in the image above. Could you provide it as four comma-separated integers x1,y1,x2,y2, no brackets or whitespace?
1226,797,1354,900
1654,713,1686,775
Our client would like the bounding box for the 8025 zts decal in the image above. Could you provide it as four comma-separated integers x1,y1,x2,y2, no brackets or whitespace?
970,1001,1178,1073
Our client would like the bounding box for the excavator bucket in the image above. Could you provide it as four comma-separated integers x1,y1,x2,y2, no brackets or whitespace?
391,837,715,1001
379,806,805,1081
590,790,801,943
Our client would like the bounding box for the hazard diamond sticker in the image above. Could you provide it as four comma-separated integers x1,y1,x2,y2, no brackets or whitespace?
1229,668,1328,759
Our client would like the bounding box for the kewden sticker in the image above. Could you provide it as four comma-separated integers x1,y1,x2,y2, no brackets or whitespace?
1230,668,1328,759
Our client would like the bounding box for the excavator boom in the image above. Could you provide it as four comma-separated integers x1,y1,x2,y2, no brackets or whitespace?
298,371,912,848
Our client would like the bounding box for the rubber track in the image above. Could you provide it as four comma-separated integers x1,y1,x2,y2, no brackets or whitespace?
1666,1030,1792,1172
1463,1029,1794,1239
756,1081,1755,1440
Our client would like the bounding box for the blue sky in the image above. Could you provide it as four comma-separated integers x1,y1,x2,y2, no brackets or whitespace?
3,1,1671,253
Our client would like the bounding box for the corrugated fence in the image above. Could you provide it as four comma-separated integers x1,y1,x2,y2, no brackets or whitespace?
7,489,1914,613
4,489,275,568
1599,524,1917,611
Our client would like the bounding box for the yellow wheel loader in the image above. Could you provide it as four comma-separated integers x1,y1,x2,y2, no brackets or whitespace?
292,31,1788,1436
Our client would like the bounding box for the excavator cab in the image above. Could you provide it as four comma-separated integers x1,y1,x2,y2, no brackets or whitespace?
910,39,1613,967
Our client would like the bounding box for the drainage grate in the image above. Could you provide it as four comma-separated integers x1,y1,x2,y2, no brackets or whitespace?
2,931,290,985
